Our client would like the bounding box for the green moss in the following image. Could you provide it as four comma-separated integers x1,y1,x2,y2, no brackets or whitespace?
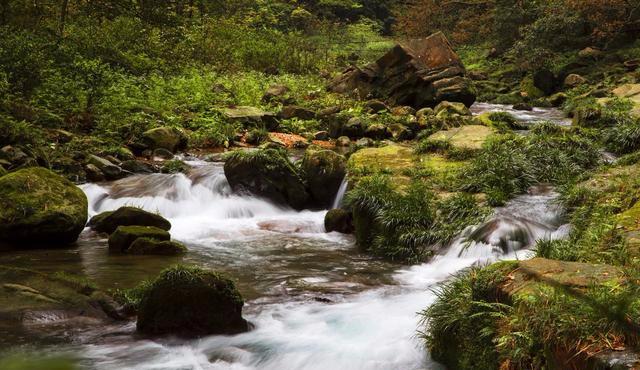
0,167,88,244
520,77,545,99
108,225,171,253
427,125,495,150
160,159,189,174
127,238,187,255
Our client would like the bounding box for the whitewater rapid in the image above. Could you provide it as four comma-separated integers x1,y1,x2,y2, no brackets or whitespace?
76,159,568,370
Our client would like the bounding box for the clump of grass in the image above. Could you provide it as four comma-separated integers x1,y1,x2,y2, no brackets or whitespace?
345,175,488,263
421,261,640,369
414,138,452,155
461,127,600,205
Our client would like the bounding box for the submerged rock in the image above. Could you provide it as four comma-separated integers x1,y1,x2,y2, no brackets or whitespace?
224,149,309,210
136,265,249,337
127,238,187,255
328,32,476,108
108,225,170,253
89,207,171,234
0,167,88,246
301,149,346,208
0,266,118,322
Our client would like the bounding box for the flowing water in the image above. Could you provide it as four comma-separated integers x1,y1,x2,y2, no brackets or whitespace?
471,102,572,126
0,105,574,369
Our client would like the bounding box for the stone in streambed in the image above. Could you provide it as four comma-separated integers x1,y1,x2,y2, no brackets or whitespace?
224,149,309,210
108,226,170,253
89,207,171,234
127,238,187,255
142,127,188,153
324,209,353,234
0,167,87,246
136,265,249,337
301,149,346,208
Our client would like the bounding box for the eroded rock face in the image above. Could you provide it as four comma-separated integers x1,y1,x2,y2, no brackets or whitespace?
0,167,88,246
136,265,249,337
328,32,476,109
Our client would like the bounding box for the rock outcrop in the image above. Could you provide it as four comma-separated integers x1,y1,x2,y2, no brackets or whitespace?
0,167,88,246
328,32,476,109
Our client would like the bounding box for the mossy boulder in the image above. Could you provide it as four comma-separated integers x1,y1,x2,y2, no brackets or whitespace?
224,149,309,210
89,207,171,235
324,209,353,234
136,265,249,337
127,238,187,255
364,123,390,140
301,149,346,208
0,165,6,177
108,226,170,253
434,101,471,118
427,125,494,150
142,127,188,153
0,167,88,246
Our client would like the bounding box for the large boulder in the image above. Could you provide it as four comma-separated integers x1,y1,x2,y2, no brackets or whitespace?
0,167,87,246
136,265,249,337
280,105,316,120
328,32,476,108
427,125,494,150
89,207,171,234
301,149,347,207
224,149,309,210
108,225,170,253
142,127,188,153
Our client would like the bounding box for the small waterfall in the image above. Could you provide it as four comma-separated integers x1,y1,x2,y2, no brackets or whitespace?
80,163,335,243
331,178,348,209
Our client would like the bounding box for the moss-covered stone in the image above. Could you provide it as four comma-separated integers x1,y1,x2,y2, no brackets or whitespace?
89,207,171,234
127,238,187,255
324,208,353,234
0,266,113,320
136,265,248,337
301,149,346,208
108,225,170,253
427,125,494,150
0,167,88,246
142,126,188,153
224,149,309,210
0,164,6,177
434,101,471,118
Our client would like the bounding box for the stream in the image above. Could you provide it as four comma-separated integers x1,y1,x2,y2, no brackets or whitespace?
0,104,572,369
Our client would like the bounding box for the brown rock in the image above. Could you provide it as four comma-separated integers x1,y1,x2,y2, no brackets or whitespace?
328,32,476,109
